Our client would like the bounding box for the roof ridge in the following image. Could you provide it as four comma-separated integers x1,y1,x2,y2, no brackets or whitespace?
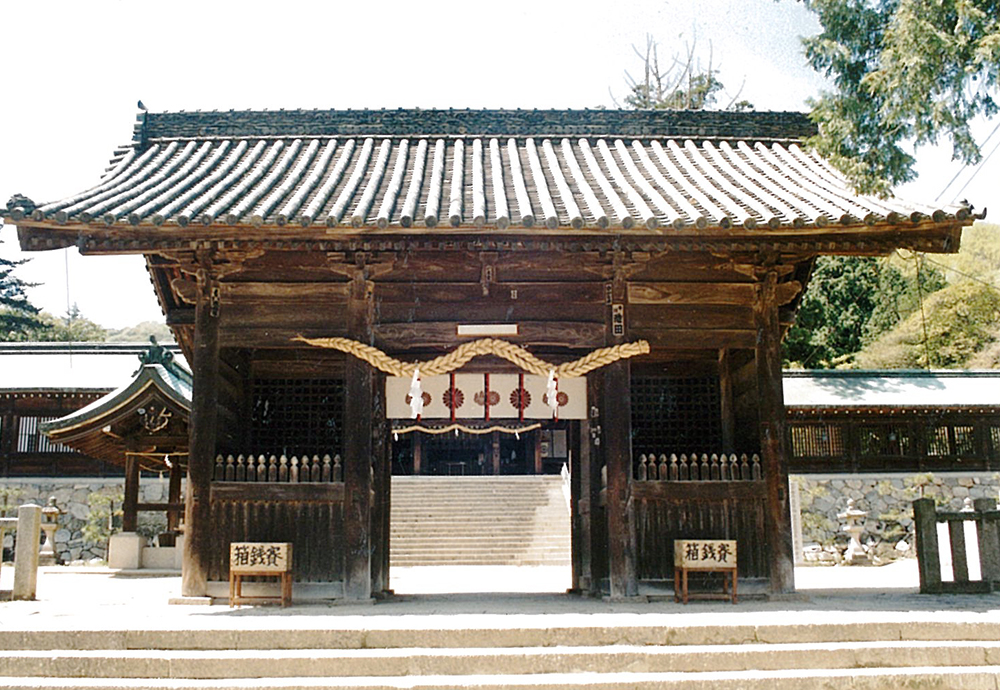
137,108,818,142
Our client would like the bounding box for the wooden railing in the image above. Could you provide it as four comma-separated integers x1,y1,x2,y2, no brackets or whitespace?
213,454,343,483
913,497,1000,594
635,453,762,481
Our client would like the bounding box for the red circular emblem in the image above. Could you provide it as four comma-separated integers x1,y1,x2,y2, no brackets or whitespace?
510,388,531,409
542,391,569,407
443,387,465,409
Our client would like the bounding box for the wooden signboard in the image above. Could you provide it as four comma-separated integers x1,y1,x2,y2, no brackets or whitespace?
229,542,293,607
673,539,737,604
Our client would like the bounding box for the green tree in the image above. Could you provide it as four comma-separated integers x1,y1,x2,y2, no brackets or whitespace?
856,280,1000,368
0,237,46,341
784,255,944,367
30,304,108,342
803,0,1000,194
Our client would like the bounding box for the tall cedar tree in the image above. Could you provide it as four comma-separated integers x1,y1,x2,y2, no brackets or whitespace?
804,0,1000,195
0,237,46,341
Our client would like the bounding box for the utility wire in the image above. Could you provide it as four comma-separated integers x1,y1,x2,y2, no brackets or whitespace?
950,132,1000,204
934,117,1000,203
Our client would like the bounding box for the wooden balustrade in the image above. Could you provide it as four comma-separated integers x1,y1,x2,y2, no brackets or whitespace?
634,453,762,481
913,496,1000,594
213,454,343,483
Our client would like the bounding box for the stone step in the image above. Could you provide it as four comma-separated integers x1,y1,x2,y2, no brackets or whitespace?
5,621,1000,651
4,668,1000,689
2,642,999,681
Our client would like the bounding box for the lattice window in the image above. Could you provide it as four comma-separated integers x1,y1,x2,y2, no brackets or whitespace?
630,375,722,456
789,424,845,458
15,417,69,453
250,378,345,456
858,425,913,457
953,426,976,455
927,425,977,456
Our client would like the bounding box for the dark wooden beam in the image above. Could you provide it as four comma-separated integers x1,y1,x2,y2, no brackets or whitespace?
182,266,220,598
754,269,795,595
374,321,605,351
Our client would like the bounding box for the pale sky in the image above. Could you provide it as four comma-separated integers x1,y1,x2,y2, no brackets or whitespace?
1,0,996,329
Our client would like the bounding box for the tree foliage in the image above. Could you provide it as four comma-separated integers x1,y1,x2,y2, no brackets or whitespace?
803,0,1000,194
783,255,944,368
618,35,753,111
0,237,46,341
29,304,108,342
856,280,1000,368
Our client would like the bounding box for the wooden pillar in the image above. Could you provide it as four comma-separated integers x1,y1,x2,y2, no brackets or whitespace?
572,419,593,592
412,434,422,475
182,267,220,597
718,348,735,452
588,375,608,590
122,452,140,533
371,371,391,596
604,359,638,598
343,272,373,600
0,412,14,477
492,432,501,475
754,269,794,595
167,463,183,532
534,432,543,474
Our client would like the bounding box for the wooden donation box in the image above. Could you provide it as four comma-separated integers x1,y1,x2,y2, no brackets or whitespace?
673,539,737,604
229,542,293,607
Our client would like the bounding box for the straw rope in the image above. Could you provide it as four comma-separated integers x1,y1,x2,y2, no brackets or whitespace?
293,336,649,378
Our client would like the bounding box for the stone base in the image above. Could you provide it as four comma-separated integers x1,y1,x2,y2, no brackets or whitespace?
107,532,145,570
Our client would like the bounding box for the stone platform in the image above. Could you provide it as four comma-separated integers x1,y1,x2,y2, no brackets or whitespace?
1,562,999,688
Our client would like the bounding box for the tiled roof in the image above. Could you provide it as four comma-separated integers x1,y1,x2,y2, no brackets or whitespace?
783,370,1000,408
4,109,970,233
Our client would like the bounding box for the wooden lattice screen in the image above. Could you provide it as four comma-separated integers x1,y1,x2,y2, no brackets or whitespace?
630,375,722,458
250,378,345,457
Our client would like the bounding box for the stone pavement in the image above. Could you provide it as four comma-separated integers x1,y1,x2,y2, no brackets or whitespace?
2,559,999,632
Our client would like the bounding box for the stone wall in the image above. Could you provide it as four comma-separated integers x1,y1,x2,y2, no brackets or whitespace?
792,472,1000,562
0,478,174,564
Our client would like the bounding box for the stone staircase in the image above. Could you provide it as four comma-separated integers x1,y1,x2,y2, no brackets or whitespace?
390,475,571,567
2,620,1000,688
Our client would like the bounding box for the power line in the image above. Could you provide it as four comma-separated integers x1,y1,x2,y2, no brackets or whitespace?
934,118,1000,203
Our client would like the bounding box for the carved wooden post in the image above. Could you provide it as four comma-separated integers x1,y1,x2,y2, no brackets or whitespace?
122,450,140,533
343,271,373,600
182,266,220,597
754,269,794,595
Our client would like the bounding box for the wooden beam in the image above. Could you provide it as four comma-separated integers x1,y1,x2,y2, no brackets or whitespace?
182,267,220,598
630,328,757,350
628,282,756,306
754,269,795,595
374,321,606,351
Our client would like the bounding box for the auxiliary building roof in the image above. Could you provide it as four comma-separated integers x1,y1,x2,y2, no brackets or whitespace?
3,109,971,235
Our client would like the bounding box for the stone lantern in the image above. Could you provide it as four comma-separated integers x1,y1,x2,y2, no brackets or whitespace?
837,498,871,566
39,497,63,566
